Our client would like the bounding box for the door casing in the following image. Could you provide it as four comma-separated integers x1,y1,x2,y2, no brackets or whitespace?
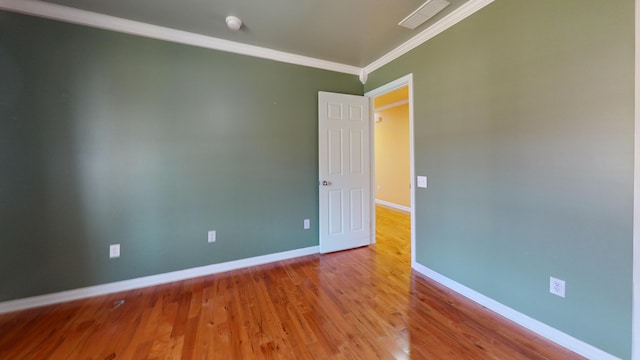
365,74,416,266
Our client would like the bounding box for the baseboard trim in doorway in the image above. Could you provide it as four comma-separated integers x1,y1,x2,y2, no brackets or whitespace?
0,246,319,315
411,262,619,360
375,199,411,212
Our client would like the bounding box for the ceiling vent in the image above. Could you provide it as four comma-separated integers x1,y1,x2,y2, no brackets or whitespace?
398,0,450,30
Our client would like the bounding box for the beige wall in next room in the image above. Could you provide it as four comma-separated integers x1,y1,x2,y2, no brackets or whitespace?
374,89,410,208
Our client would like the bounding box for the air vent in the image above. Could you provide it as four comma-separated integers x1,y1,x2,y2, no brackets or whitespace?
398,0,450,30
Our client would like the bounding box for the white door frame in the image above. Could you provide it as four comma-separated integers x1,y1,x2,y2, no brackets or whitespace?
365,74,416,267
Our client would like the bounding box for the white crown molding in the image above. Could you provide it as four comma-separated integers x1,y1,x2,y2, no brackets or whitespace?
0,0,495,80
0,0,361,76
364,0,494,74
412,263,621,360
359,69,368,84
375,99,409,112
0,246,319,314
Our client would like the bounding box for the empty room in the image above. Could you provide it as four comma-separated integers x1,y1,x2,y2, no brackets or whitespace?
0,0,637,359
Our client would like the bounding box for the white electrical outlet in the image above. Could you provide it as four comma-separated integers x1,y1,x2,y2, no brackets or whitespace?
303,219,310,229
109,244,120,259
208,230,216,243
550,276,565,298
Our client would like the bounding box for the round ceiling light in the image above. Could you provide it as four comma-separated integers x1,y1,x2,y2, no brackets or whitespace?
226,16,243,31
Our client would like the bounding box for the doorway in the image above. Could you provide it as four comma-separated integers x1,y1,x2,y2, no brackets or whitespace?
365,74,415,266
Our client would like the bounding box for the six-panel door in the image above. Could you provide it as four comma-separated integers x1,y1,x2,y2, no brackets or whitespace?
318,91,371,253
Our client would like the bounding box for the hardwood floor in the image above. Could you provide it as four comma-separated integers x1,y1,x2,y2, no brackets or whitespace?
0,205,584,359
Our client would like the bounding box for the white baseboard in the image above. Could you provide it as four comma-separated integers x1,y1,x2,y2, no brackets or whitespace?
411,262,620,360
375,199,411,212
0,246,319,314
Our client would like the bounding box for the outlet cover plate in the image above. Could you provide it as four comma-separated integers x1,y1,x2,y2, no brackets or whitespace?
208,230,216,243
303,219,310,229
550,276,565,298
109,244,120,258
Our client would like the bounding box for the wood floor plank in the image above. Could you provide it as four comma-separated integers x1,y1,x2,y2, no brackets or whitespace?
0,205,585,359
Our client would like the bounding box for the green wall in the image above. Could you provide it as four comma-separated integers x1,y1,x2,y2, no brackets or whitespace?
0,1,635,357
366,0,633,358
0,11,362,302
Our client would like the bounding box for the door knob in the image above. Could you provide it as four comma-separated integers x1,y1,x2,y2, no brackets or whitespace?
321,180,331,186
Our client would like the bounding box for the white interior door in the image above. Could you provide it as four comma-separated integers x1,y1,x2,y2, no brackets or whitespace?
318,91,371,253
